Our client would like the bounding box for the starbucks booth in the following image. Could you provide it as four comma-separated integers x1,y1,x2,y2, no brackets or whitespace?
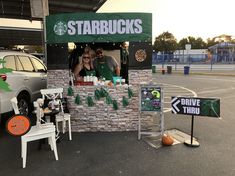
45,12,153,132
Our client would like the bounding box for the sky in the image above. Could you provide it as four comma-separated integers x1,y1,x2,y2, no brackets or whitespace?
98,0,235,41
0,0,235,42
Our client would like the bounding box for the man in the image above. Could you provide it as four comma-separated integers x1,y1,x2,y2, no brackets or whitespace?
93,48,120,81
120,42,129,84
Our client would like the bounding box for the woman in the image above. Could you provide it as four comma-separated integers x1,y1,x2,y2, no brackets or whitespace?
74,52,96,80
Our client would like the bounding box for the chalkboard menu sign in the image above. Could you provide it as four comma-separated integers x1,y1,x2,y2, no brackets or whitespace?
140,86,162,111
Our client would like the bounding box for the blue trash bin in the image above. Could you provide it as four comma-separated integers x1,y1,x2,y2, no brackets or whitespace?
184,66,190,75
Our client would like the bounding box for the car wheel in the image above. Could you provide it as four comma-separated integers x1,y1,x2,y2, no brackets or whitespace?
17,94,30,116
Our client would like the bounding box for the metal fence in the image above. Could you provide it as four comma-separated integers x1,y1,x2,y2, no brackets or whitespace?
152,53,235,71
152,53,235,64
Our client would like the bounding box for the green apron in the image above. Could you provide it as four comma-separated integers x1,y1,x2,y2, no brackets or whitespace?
85,70,96,76
97,59,116,81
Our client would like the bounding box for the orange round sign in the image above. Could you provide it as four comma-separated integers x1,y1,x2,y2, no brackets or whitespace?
6,115,31,136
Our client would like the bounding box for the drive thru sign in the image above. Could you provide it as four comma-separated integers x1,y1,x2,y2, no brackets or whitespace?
171,96,220,147
171,97,220,117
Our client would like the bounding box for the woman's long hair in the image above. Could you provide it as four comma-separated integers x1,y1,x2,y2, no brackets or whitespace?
81,52,94,69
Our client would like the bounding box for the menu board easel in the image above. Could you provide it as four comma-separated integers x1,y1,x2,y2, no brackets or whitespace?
138,85,164,140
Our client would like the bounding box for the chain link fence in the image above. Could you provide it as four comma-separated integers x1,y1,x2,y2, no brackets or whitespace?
152,53,235,71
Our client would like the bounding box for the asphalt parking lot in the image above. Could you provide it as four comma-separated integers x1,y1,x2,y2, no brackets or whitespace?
1,72,235,176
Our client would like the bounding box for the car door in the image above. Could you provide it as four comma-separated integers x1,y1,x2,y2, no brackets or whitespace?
16,55,47,100
3,55,24,92
1,55,22,113
30,56,47,93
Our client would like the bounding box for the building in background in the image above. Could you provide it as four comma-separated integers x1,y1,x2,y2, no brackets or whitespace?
208,42,235,63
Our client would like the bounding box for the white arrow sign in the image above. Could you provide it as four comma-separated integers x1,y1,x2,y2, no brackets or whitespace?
171,97,180,114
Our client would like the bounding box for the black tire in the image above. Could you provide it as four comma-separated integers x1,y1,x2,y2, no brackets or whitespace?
17,93,30,116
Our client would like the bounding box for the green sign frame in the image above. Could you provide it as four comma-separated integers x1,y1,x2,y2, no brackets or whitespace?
46,12,152,44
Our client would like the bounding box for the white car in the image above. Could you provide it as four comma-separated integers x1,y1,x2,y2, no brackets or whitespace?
30,53,46,64
0,51,47,119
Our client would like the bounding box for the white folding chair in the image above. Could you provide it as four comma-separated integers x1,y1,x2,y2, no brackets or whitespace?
11,97,58,168
40,88,63,122
40,88,72,141
56,98,72,140
21,124,58,168
40,88,63,101
10,97,20,114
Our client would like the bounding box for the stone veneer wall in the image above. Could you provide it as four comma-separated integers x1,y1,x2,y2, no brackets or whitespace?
47,70,70,89
67,85,138,132
128,69,152,86
47,69,153,132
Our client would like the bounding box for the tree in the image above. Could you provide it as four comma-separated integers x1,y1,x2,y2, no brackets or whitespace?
178,36,206,49
193,37,207,49
206,38,219,48
178,38,188,50
232,39,235,44
153,31,177,54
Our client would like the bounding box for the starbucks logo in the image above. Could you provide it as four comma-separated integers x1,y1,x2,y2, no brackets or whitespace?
54,21,67,36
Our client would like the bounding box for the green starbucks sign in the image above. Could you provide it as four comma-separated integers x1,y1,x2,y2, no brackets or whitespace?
46,12,152,43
